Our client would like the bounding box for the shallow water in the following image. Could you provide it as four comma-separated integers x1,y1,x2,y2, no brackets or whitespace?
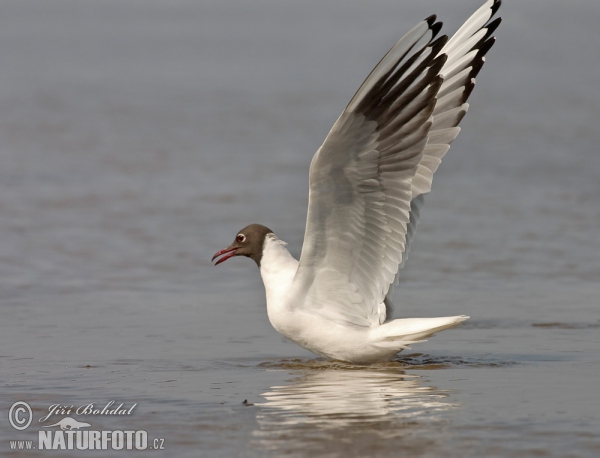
1,0,599,456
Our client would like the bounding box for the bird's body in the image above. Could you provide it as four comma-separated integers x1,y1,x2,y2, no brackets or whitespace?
212,1,501,364
259,233,467,364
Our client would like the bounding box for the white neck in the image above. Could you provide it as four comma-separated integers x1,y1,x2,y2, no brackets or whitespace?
259,234,298,327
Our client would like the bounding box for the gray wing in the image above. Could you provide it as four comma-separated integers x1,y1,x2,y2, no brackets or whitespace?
292,1,501,327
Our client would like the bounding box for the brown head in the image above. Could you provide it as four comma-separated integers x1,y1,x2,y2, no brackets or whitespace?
212,224,274,267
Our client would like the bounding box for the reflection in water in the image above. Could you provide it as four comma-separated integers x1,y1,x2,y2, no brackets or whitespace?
251,360,457,456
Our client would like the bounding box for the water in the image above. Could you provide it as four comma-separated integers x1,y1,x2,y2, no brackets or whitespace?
1,0,599,456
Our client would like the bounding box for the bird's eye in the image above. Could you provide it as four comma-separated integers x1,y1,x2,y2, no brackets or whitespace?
236,234,246,243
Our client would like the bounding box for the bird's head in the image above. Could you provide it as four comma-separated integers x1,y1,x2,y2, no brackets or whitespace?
212,224,273,267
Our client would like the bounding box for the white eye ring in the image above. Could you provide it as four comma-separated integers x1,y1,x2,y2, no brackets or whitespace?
236,234,246,243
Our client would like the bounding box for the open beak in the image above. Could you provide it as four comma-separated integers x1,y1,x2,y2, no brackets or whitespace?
212,246,239,265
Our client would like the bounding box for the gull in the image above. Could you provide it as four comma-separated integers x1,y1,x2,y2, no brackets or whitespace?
212,1,501,364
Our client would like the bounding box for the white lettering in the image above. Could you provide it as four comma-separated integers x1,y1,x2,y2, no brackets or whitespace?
76,431,88,450
102,430,111,449
135,430,147,450
37,429,150,450
65,430,75,449
89,430,101,450
39,404,73,423
112,430,124,450
125,430,135,448
100,400,114,415
76,403,93,415
38,431,52,449
52,431,66,450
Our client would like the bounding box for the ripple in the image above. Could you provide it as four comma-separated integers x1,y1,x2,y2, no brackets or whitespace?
396,353,517,369
259,355,516,371
531,321,600,329
258,358,405,372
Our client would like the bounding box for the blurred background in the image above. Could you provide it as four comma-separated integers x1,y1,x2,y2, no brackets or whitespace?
1,0,598,296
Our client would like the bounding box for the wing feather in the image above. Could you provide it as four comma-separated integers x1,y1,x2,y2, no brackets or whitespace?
388,1,502,315
292,2,501,326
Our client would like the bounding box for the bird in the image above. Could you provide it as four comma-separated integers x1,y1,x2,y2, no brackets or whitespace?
212,1,501,364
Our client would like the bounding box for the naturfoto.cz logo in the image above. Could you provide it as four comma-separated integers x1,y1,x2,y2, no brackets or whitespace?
8,401,165,451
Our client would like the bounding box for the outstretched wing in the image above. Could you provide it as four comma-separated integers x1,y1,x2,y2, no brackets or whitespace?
387,1,501,315
291,1,501,327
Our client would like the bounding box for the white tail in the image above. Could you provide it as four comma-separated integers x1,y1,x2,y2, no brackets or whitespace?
369,315,469,350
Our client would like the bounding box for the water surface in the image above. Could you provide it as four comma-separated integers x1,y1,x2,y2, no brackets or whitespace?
1,0,599,456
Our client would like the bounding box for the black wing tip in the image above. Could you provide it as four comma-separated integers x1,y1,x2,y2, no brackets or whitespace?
431,74,445,92
476,36,496,59
469,56,485,79
462,78,476,103
491,0,502,16
430,21,443,39
430,34,449,53
484,17,502,40
425,14,437,26
431,53,448,74
468,36,496,80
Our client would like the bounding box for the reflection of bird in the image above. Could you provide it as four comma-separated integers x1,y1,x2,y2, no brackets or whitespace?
259,369,452,423
213,2,501,363
251,363,456,453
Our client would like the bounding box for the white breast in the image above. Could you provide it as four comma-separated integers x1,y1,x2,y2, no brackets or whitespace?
259,235,299,333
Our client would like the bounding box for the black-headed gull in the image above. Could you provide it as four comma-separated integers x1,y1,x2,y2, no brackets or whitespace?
213,1,501,364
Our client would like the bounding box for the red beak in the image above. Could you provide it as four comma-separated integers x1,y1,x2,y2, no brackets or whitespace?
212,246,238,265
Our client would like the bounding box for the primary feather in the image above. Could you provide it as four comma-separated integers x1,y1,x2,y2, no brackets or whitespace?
294,0,501,327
